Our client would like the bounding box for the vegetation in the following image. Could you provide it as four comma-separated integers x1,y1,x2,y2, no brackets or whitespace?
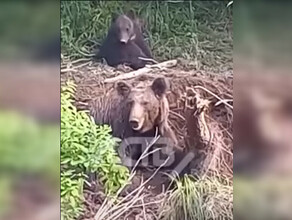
61,1,233,219
160,176,233,220
0,111,59,217
61,1,233,72
61,81,129,220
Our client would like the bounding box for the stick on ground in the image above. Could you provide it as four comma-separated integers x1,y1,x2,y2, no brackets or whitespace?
104,59,178,83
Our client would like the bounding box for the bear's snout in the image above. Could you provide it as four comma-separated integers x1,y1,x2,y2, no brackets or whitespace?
129,102,145,131
120,33,129,44
129,118,144,131
129,119,140,130
120,38,128,44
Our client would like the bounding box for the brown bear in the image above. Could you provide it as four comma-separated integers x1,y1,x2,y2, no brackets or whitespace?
96,12,153,70
91,77,176,143
90,77,184,169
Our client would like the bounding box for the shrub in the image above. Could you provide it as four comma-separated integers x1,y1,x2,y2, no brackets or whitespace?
61,81,129,220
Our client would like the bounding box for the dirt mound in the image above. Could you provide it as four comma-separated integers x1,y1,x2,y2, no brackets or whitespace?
61,59,233,219
61,60,233,179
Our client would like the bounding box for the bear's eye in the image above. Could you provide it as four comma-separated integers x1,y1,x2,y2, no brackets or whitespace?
126,27,129,32
142,101,149,105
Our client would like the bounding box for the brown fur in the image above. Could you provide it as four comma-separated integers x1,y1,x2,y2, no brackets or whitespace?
90,77,177,146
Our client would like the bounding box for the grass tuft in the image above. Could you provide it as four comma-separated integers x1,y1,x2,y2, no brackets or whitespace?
159,175,233,220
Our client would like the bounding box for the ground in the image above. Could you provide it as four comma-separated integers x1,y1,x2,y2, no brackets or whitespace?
61,59,233,220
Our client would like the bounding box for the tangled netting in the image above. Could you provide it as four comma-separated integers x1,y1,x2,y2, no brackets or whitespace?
61,60,233,180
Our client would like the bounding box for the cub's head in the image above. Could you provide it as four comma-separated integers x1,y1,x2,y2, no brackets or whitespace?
111,13,136,44
115,77,170,133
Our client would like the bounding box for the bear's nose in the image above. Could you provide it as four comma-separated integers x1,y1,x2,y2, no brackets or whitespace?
129,119,140,130
120,39,127,44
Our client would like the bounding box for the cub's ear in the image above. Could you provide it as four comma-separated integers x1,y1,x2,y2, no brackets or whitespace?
115,81,131,96
151,77,169,98
111,12,119,22
138,18,147,32
126,10,136,20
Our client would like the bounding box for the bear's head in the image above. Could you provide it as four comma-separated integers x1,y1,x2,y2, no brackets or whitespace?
111,13,136,44
115,77,170,134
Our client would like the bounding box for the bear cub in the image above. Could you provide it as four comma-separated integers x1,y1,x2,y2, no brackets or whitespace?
96,11,153,70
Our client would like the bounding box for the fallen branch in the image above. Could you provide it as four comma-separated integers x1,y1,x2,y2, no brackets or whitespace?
61,68,78,73
138,56,159,64
194,85,233,110
104,59,178,83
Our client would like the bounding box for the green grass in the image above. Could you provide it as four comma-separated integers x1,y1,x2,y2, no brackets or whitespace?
159,175,233,220
61,1,233,72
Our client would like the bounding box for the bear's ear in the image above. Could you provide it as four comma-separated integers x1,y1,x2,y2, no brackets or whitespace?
115,81,131,96
151,77,169,98
111,12,119,22
126,10,136,20
138,18,147,32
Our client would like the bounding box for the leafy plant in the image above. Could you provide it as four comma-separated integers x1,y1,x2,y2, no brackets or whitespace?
61,81,129,220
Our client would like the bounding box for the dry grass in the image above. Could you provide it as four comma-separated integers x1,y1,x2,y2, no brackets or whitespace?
90,174,233,220
159,175,233,220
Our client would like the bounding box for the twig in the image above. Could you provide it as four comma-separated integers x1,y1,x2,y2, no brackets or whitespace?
74,61,92,69
104,59,177,83
141,197,147,220
95,156,170,220
95,141,162,219
215,99,233,107
109,193,146,220
169,110,186,122
131,128,160,174
70,58,92,64
118,156,170,206
194,85,233,109
138,56,159,64
130,199,165,209
61,68,78,73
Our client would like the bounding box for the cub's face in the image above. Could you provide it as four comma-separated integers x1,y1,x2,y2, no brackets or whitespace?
112,14,135,44
116,77,169,133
